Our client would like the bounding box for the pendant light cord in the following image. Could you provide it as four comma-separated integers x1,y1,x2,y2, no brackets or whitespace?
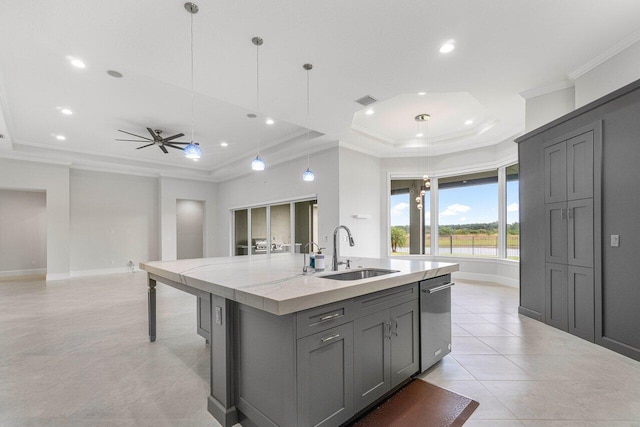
190,11,195,144
256,42,261,155
306,68,310,168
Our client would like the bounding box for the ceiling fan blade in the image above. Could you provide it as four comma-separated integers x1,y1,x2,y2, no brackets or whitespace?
118,130,152,140
162,133,185,142
136,143,155,149
159,145,168,154
147,127,158,140
165,141,189,145
164,144,185,151
116,139,149,142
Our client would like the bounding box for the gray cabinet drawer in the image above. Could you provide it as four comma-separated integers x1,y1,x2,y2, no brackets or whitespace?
354,283,418,318
296,299,355,339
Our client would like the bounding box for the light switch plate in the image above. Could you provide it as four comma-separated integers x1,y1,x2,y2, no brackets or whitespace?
611,235,620,247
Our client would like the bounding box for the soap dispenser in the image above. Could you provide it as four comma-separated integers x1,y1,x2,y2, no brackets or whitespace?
315,249,325,272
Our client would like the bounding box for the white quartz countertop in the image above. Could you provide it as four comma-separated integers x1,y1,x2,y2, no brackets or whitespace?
140,254,459,315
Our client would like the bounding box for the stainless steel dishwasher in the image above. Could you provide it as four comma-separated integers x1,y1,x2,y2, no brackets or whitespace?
419,274,454,372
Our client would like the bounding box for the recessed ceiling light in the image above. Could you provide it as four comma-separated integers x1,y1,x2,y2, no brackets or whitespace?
439,40,455,54
265,118,275,125
61,108,73,116
107,70,123,78
220,142,228,147
418,92,426,96
56,135,66,141
416,133,424,138
67,57,86,69
365,109,375,115
464,119,474,125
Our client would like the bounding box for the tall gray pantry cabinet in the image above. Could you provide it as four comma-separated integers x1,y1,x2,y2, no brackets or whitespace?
517,78,640,361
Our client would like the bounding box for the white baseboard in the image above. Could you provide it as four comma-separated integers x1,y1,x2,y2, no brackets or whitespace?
70,267,138,278
0,268,46,278
452,271,519,288
46,272,71,281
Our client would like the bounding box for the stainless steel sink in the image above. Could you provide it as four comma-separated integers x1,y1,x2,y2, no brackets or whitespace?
319,268,399,281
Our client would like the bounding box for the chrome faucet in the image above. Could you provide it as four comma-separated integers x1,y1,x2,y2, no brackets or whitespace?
332,225,355,271
302,241,320,273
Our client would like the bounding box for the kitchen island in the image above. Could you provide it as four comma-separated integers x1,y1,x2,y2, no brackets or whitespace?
141,254,458,427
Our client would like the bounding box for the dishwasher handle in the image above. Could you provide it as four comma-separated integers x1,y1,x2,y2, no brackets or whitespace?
422,282,455,294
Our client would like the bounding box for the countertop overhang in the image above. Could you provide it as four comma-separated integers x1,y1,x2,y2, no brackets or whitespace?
141,254,459,315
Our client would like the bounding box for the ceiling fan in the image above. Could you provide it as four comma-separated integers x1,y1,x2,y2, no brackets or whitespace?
116,128,190,154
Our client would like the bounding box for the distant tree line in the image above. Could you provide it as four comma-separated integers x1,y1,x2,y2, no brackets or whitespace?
391,221,519,239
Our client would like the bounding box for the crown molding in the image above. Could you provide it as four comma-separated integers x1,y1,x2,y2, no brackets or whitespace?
519,80,575,100
568,28,640,81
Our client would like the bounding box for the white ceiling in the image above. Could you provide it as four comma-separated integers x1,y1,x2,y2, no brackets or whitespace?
1,0,639,180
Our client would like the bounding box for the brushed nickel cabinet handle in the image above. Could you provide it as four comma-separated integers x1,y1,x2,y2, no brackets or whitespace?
423,282,455,294
320,333,340,343
393,319,398,336
318,312,341,322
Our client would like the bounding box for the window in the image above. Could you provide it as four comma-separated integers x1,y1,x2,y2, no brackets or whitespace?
506,164,519,260
438,170,499,257
390,179,430,255
231,198,317,256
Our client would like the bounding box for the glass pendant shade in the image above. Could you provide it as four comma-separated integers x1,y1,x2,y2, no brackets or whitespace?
302,168,315,182
184,142,201,159
251,155,265,171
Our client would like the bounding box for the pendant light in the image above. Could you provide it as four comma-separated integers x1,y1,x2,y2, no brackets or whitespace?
415,113,431,211
250,37,265,171
302,63,315,182
184,2,201,160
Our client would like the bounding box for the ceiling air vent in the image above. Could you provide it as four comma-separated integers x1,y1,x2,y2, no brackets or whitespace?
355,95,377,106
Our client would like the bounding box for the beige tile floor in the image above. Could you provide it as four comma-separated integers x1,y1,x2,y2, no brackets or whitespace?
1,273,640,426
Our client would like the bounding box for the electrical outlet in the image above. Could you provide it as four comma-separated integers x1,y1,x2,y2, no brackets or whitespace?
611,235,620,247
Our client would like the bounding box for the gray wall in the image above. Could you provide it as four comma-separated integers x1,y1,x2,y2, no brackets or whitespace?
70,169,159,271
177,199,204,260
0,189,46,275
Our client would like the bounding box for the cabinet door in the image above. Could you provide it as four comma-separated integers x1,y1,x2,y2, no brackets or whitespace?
544,141,567,203
567,199,594,268
567,131,594,201
297,323,354,427
568,266,595,342
390,299,420,388
545,263,568,331
545,202,568,264
353,309,391,411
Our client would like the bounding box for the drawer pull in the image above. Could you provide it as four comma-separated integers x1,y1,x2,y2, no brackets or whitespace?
423,282,455,294
318,312,341,322
321,333,340,343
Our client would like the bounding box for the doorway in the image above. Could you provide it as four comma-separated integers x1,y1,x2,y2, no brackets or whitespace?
0,189,47,278
176,199,205,260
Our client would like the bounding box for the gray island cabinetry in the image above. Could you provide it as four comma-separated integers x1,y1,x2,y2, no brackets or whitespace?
141,255,457,427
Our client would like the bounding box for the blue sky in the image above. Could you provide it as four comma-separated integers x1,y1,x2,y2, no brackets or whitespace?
390,180,519,226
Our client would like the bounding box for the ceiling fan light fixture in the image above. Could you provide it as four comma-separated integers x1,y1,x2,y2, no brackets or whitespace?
184,142,201,159
251,155,265,171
